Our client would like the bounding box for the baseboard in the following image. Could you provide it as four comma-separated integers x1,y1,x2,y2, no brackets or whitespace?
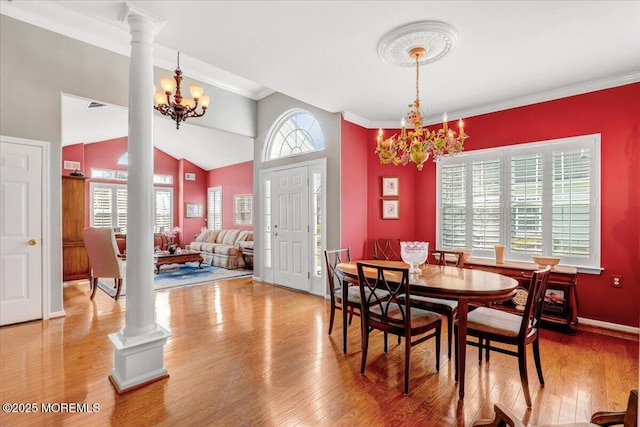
49,310,66,319
578,316,639,337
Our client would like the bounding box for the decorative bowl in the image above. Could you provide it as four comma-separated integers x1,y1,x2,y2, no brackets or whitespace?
531,256,561,269
400,241,429,274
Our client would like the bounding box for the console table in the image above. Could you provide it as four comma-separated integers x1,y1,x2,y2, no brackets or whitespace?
463,258,579,333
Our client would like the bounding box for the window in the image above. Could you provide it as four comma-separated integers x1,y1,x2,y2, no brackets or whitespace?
90,183,173,232
264,179,272,268
90,168,173,184
312,171,322,276
437,134,600,271
265,109,325,161
207,186,222,230
233,194,253,225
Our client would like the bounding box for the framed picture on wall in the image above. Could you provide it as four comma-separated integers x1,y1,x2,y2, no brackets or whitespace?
185,202,204,218
382,199,399,219
382,176,399,197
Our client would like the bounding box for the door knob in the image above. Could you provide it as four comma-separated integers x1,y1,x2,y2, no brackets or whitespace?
28,239,37,246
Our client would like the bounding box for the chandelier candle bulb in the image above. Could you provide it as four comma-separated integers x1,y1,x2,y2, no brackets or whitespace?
160,78,175,93
190,85,203,99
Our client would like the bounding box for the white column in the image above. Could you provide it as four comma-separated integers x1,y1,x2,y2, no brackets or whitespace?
108,3,171,394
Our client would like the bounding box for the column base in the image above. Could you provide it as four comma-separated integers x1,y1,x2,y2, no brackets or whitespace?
108,324,172,394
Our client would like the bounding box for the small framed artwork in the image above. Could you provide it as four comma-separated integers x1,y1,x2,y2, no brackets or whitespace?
382,176,399,197
382,199,399,219
185,202,204,218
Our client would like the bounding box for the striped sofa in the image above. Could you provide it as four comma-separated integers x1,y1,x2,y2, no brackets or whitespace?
188,229,253,270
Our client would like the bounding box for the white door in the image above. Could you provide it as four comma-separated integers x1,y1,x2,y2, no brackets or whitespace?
271,166,309,291
0,140,43,325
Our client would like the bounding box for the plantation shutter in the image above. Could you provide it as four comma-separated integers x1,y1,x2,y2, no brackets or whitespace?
510,153,543,254
207,186,222,230
92,187,113,228
472,159,501,249
116,187,127,232
155,188,172,232
440,163,466,248
551,147,591,257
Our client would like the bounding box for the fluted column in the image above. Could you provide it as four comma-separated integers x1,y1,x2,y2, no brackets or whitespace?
108,3,170,394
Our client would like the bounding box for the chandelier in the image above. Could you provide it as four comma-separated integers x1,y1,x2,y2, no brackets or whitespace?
375,23,468,170
154,52,210,129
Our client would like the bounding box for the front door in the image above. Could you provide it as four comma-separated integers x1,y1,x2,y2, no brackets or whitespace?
271,166,309,292
0,138,44,325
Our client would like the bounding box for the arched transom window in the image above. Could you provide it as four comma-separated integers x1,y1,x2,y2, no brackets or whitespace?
265,110,325,161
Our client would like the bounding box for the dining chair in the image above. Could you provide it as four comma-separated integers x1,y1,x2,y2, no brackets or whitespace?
324,248,360,353
473,388,638,427
372,238,401,261
455,265,552,407
357,261,442,395
405,249,464,359
83,227,125,300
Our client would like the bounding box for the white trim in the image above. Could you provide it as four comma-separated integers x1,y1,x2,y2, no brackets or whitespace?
345,72,640,129
0,135,52,321
579,317,640,336
49,310,66,319
0,0,271,101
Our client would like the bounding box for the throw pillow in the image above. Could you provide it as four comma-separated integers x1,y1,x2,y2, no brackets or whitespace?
195,230,211,242
206,230,220,243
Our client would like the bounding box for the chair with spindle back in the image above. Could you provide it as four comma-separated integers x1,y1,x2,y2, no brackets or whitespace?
457,266,552,407
372,238,401,261
357,261,441,395
405,249,465,359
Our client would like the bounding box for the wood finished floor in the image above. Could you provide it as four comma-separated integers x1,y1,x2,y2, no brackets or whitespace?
1,277,638,426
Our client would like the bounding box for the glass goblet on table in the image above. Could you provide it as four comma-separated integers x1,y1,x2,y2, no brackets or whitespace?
400,241,429,274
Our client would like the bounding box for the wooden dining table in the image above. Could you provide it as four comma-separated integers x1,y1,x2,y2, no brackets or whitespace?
337,260,519,399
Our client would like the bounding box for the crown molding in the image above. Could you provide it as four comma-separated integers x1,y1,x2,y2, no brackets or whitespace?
345,71,640,129
0,0,270,101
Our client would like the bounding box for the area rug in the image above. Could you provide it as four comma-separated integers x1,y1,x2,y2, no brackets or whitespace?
97,261,252,298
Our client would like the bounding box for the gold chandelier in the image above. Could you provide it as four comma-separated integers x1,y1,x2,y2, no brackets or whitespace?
375,47,468,170
154,52,210,129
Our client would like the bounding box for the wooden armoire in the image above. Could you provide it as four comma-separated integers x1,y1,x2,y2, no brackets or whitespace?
62,175,90,281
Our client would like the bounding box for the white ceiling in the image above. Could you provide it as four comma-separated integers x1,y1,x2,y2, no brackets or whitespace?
3,1,640,170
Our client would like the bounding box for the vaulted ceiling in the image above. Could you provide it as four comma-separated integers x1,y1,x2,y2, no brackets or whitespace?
3,1,639,170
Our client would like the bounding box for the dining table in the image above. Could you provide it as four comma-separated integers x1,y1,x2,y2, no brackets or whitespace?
336,260,519,399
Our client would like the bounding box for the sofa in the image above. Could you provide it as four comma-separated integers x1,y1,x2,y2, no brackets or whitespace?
189,229,253,270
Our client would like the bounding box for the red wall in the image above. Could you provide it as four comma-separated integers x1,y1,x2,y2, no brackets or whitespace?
340,120,369,259
342,83,639,327
62,138,208,248
206,161,254,231
179,159,208,244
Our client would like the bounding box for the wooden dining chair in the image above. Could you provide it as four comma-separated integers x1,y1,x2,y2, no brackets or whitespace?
455,265,552,407
473,388,638,427
406,249,464,359
357,261,442,395
372,238,401,261
324,248,360,353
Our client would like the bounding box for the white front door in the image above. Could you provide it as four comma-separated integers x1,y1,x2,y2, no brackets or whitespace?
271,166,309,291
0,139,44,325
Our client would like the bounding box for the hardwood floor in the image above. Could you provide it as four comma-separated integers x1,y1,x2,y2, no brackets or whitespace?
1,277,638,426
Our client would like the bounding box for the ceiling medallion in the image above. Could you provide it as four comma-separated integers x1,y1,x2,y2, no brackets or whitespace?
378,21,458,67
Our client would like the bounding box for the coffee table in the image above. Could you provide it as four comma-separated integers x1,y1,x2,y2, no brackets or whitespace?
155,250,204,274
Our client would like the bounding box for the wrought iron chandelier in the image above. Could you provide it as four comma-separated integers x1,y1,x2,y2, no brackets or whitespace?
375,23,468,170
154,52,210,129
